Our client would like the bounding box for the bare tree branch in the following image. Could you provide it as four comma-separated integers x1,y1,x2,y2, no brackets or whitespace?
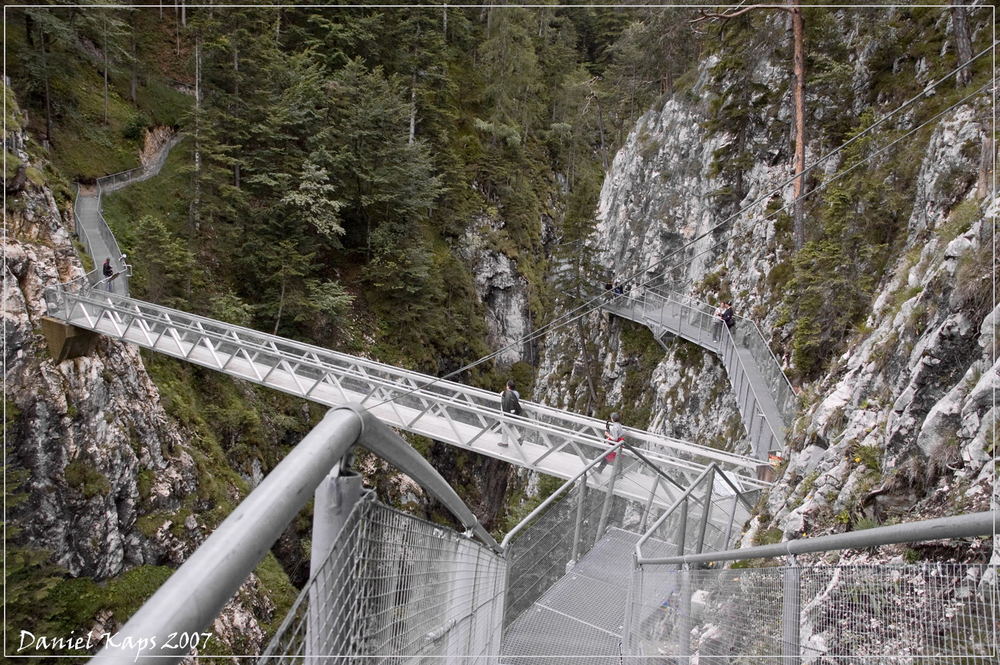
690,4,791,24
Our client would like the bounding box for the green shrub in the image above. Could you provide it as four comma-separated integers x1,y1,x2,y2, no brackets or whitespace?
937,198,980,242
64,459,110,498
122,112,150,142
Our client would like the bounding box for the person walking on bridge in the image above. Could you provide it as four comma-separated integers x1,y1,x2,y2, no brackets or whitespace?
499,380,523,447
102,257,114,292
714,301,735,340
597,412,624,473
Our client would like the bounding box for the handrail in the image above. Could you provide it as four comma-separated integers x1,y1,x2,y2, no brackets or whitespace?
500,439,629,550
636,510,998,565
593,284,796,407
599,286,790,456
96,133,185,193
90,404,499,665
73,183,129,295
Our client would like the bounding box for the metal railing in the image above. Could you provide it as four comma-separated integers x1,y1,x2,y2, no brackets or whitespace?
604,287,789,459
624,510,999,664
645,281,798,426
636,462,754,561
73,184,130,295
500,448,750,620
499,445,754,663
44,286,772,507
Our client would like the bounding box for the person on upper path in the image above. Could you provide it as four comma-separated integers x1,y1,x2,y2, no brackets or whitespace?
715,301,735,331
499,379,523,447
102,257,114,292
597,412,625,473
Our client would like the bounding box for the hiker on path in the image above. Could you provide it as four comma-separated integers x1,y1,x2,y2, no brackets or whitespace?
597,412,624,473
499,380,524,447
714,301,735,339
102,258,114,292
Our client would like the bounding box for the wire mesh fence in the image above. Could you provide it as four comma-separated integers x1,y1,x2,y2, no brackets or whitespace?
623,561,999,664
259,495,505,665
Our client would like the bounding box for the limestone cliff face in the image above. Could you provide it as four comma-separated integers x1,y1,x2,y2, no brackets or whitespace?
3,102,273,652
537,10,995,554
460,213,530,366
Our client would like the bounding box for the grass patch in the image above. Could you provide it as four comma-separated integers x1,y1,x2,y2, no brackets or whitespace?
43,565,174,638
937,198,980,242
102,138,192,246
253,553,298,636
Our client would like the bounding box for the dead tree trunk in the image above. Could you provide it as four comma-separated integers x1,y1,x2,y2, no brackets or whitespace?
950,1,974,86
790,3,806,250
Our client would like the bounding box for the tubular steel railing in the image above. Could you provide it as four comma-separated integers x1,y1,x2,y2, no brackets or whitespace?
646,282,797,425
635,462,754,561
625,510,999,664
73,184,130,295
43,285,771,507
88,406,502,665
499,446,753,663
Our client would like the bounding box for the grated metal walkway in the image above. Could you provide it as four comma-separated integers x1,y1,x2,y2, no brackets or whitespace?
74,193,128,295
44,288,771,510
501,528,676,664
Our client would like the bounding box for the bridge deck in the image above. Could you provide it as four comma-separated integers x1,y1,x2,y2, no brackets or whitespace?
501,528,676,664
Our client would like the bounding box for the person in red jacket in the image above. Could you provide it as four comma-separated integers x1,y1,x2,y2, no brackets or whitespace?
597,412,624,473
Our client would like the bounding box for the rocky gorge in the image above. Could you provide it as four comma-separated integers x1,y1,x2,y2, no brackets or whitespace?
535,8,996,558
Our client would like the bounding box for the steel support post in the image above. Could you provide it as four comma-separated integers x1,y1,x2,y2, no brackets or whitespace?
90,407,364,665
678,563,692,665
570,475,588,565
620,562,640,663
640,475,662,534
308,464,363,658
596,450,622,542
725,491,739,546
676,497,688,557
696,466,715,555
781,556,802,665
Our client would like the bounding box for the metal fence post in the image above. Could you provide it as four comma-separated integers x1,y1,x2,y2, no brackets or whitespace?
640,475,662,534
570,475,588,564
696,466,715,554
308,463,363,657
679,563,692,665
596,451,622,542
782,555,801,665
676,497,688,556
